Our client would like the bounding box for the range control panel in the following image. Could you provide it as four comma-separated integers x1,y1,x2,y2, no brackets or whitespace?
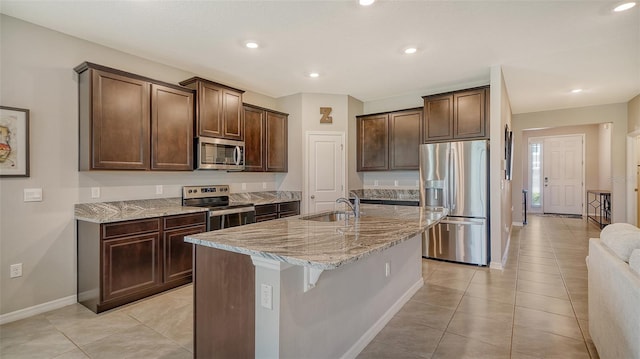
182,185,230,199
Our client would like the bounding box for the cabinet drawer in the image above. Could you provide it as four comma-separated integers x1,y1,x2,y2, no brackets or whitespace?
256,214,278,223
255,204,277,216
164,212,207,230
278,201,299,214
102,218,160,239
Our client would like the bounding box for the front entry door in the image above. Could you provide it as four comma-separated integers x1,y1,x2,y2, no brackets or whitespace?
306,132,345,214
543,135,584,215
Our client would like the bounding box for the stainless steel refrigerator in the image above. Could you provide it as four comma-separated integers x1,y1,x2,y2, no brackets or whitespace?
419,140,489,266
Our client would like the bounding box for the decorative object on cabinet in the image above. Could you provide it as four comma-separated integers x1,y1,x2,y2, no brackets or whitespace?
356,107,422,171
0,106,29,177
423,86,489,143
179,77,245,141
320,107,333,123
74,62,194,171
243,104,288,172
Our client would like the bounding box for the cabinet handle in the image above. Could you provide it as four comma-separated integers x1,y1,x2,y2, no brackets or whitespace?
311,195,315,199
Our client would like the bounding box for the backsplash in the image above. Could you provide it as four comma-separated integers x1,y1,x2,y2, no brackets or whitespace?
350,189,419,201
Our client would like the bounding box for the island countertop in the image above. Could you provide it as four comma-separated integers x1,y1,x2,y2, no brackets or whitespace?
185,204,446,270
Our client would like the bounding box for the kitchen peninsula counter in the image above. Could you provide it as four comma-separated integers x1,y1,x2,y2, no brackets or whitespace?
186,204,446,359
185,204,445,270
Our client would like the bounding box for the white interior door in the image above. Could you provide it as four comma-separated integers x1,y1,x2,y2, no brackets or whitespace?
543,135,584,214
306,132,345,214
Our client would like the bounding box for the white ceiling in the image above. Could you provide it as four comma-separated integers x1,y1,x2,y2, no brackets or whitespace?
1,1,638,114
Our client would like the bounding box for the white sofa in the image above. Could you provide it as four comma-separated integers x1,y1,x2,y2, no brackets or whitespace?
588,225,640,359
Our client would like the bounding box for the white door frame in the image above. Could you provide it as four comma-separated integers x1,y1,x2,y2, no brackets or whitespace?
303,131,346,215
528,134,586,216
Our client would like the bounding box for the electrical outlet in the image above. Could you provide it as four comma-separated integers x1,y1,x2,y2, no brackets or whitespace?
374,180,379,186
260,284,273,310
23,188,43,202
262,182,267,189
91,187,100,198
385,262,391,277
242,183,247,190
155,185,163,195
10,263,22,278
394,180,399,187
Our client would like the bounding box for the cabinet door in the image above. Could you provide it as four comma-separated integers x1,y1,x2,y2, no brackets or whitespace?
198,82,223,137
357,114,389,171
164,224,206,284
151,84,194,170
243,105,265,172
265,111,288,172
91,69,150,169
102,233,161,302
222,89,244,140
423,94,453,142
390,109,422,170
278,201,300,218
454,88,486,139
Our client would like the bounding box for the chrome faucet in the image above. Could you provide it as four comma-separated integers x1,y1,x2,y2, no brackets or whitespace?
336,191,361,218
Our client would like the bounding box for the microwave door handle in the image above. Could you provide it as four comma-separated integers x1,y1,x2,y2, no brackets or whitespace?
233,146,241,166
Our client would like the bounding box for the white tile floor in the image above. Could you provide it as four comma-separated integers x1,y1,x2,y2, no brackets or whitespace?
0,215,602,359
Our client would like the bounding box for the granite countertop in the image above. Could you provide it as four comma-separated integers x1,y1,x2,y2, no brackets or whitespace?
75,198,208,223
75,191,302,223
185,204,446,270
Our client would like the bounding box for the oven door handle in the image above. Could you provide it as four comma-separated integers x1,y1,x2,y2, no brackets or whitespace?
209,206,256,216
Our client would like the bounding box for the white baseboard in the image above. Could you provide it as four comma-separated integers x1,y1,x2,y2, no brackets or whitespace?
489,261,504,270
0,295,77,325
512,221,524,227
341,278,424,359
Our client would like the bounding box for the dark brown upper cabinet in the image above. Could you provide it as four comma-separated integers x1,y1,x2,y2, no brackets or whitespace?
357,108,422,171
389,109,422,170
423,86,489,143
357,113,389,171
75,62,194,171
179,77,245,141
243,104,288,172
151,84,194,171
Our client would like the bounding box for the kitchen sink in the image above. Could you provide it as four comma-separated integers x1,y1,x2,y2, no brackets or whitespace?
300,211,352,222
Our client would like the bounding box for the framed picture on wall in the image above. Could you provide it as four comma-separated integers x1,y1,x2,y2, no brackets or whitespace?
0,106,30,177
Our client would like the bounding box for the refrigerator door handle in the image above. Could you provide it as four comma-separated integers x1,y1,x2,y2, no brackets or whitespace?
450,146,457,211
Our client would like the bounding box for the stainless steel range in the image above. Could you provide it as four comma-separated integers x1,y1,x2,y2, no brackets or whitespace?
182,185,256,230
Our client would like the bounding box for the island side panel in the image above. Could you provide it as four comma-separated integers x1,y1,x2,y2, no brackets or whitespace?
194,245,255,359
278,234,423,358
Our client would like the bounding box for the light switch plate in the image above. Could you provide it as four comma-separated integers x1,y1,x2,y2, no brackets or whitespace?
242,183,247,190
23,188,42,202
91,187,100,199
155,185,163,195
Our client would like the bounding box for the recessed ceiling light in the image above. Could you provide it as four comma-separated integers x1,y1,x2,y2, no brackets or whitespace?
245,42,259,49
359,0,375,6
404,47,417,54
309,72,320,78
614,2,636,11
571,89,583,93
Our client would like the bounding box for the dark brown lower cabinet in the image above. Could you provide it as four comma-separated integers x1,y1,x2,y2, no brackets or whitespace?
77,212,207,313
255,201,300,222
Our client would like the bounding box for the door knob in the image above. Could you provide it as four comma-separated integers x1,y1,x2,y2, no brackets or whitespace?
310,195,315,199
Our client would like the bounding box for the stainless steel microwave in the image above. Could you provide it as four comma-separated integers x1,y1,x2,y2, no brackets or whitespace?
196,137,245,170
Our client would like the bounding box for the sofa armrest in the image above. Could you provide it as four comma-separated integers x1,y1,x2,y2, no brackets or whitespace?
588,238,640,359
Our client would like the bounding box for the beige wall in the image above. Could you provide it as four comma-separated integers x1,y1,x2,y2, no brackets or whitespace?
347,96,364,191
599,123,613,190
518,125,602,218
627,94,640,133
0,15,284,316
489,66,513,269
512,103,628,225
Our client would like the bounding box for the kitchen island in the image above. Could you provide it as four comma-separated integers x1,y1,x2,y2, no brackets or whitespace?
185,204,446,359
